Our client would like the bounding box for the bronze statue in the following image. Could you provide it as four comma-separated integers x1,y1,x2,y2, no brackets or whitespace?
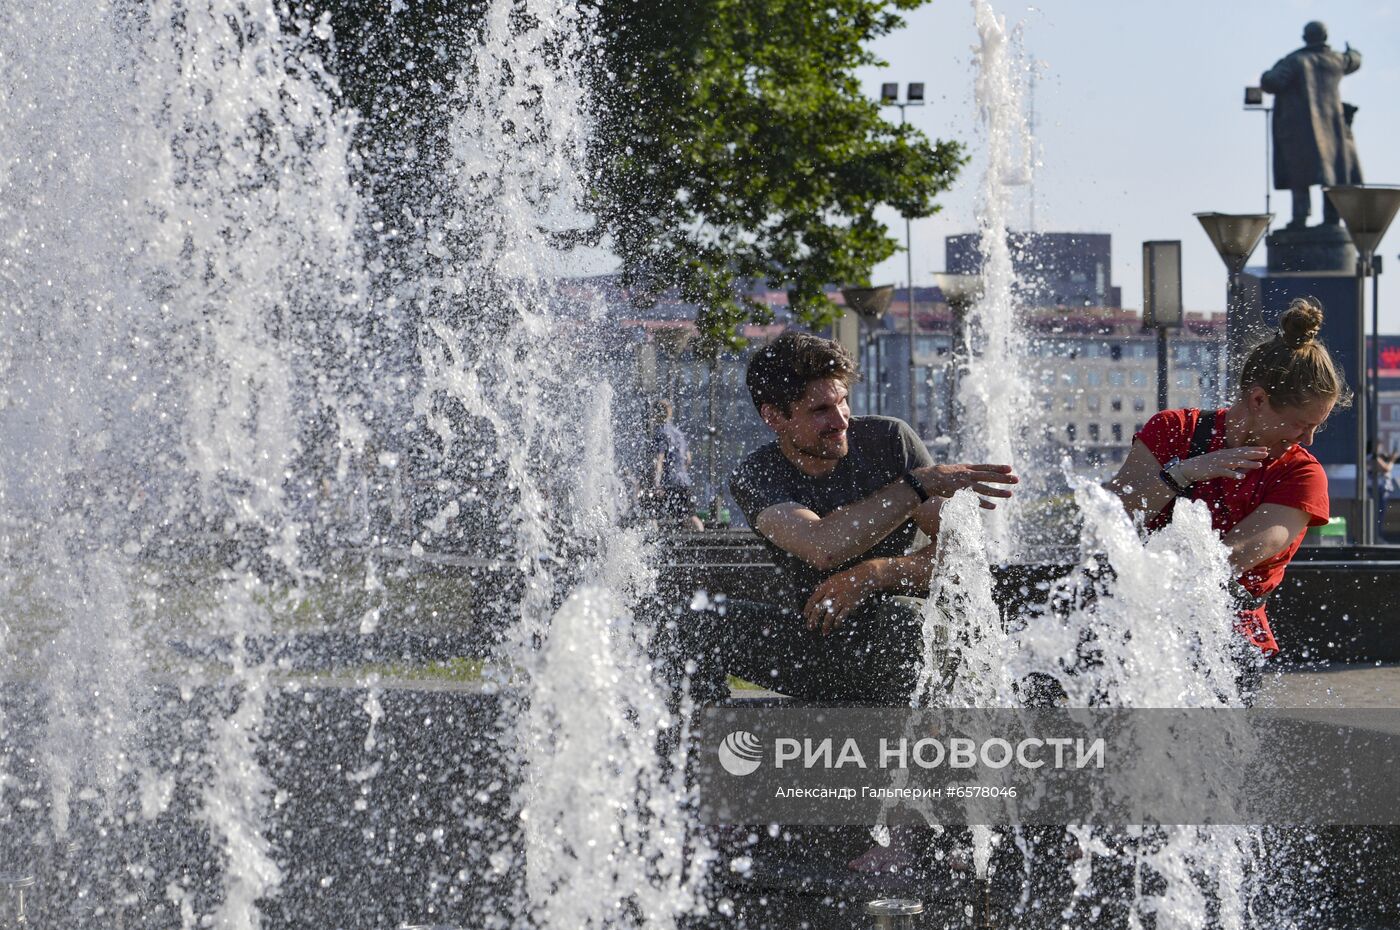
1260,21,1362,228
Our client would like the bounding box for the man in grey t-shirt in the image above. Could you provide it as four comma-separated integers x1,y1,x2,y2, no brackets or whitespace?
669,331,1017,704
731,413,937,605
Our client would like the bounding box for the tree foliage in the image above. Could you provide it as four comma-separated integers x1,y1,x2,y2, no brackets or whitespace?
592,0,966,347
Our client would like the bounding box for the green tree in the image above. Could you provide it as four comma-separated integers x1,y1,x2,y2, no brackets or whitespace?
593,0,965,348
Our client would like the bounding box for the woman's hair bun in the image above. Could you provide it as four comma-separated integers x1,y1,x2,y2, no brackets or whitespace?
1280,297,1324,350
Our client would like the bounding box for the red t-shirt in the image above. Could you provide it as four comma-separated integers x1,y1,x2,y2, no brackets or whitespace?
1135,408,1330,655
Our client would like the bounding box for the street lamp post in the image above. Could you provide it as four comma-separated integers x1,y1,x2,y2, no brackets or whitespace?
1371,254,1383,534
1194,212,1272,401
931,272,983,442
841,285,896,415
882,82,925,430
1143,241,1183,411
1243,88,1273,216
1324,185,1400,546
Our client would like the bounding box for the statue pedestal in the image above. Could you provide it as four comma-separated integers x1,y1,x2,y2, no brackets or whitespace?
1265,222,1357,274
1236,268,1358,469
1232,220,1360,469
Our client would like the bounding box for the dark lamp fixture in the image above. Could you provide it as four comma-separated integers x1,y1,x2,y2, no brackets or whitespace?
840,285,895,321
1194,212,1272,276
1325,186,1400,255
930,273,982,307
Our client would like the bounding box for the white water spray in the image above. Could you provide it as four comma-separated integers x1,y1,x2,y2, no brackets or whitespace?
957,0,1037,560
924,7,1267,907
2,0,374,924
417,0,705,925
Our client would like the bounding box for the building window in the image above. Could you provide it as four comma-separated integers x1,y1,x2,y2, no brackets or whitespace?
1176,372,1192,388
1133,397,1146,413
1111,398,1123,412
1088,423,1100,442
1087,370,1102,387
1062,372,1077,387
1130,371,1147,387
1087,396,1101,413
1110,345,1122,361
1063,396,1077,411
1066,423,1077,442
1109,371,1125,387
1112,423,1123,442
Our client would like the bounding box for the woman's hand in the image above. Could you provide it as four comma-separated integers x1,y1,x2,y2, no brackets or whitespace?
804,564,879,636
1175,447,1268,484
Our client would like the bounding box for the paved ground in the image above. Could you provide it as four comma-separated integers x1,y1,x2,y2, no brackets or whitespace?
725,663,1400,709
266,658,1400,709
1263,662,1400,708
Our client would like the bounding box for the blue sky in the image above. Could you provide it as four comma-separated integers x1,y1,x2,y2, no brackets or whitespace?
859,0,1400,330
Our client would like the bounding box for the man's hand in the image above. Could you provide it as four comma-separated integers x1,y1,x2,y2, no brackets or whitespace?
913,463,1019,509
1174,447,1268,485
804,564,878,636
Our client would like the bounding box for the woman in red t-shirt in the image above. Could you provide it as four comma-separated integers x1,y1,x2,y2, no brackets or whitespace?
1107,299,1350,696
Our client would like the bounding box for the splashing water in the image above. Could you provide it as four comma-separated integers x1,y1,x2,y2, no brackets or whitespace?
1012,476,1245,709
0,0,159,851
918,491,1014,708
139,3,374,922
956,0,1037,560
2,0,366,920
416,0,703,925
1,0,699,925
931,8,1266,917
916,464,1262,924
1012,478,1259,929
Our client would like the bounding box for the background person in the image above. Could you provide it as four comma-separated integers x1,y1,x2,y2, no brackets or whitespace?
644,398,703,531
1368,440,1398,541
1107,299,1349,701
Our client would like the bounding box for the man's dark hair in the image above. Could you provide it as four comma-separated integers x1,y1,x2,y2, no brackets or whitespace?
745,331,859,415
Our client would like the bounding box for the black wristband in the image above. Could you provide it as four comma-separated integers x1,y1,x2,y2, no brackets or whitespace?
902,471,931,502
1159,462,1191,496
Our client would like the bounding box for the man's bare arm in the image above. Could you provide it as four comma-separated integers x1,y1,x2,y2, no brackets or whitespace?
754,480,921,573
755,465,1015,572
842,496,945,592
800,497,946,635
802,542,942,635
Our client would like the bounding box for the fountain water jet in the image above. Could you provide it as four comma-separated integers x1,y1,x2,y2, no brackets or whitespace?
411,0,706,925
955,0,1038,561
910,5,1270,926
1,0,702,925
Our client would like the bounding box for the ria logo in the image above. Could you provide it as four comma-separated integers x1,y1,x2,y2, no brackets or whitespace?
717,730,763,776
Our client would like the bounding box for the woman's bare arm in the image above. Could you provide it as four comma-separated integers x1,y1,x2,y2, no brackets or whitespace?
1221,503,1312,575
